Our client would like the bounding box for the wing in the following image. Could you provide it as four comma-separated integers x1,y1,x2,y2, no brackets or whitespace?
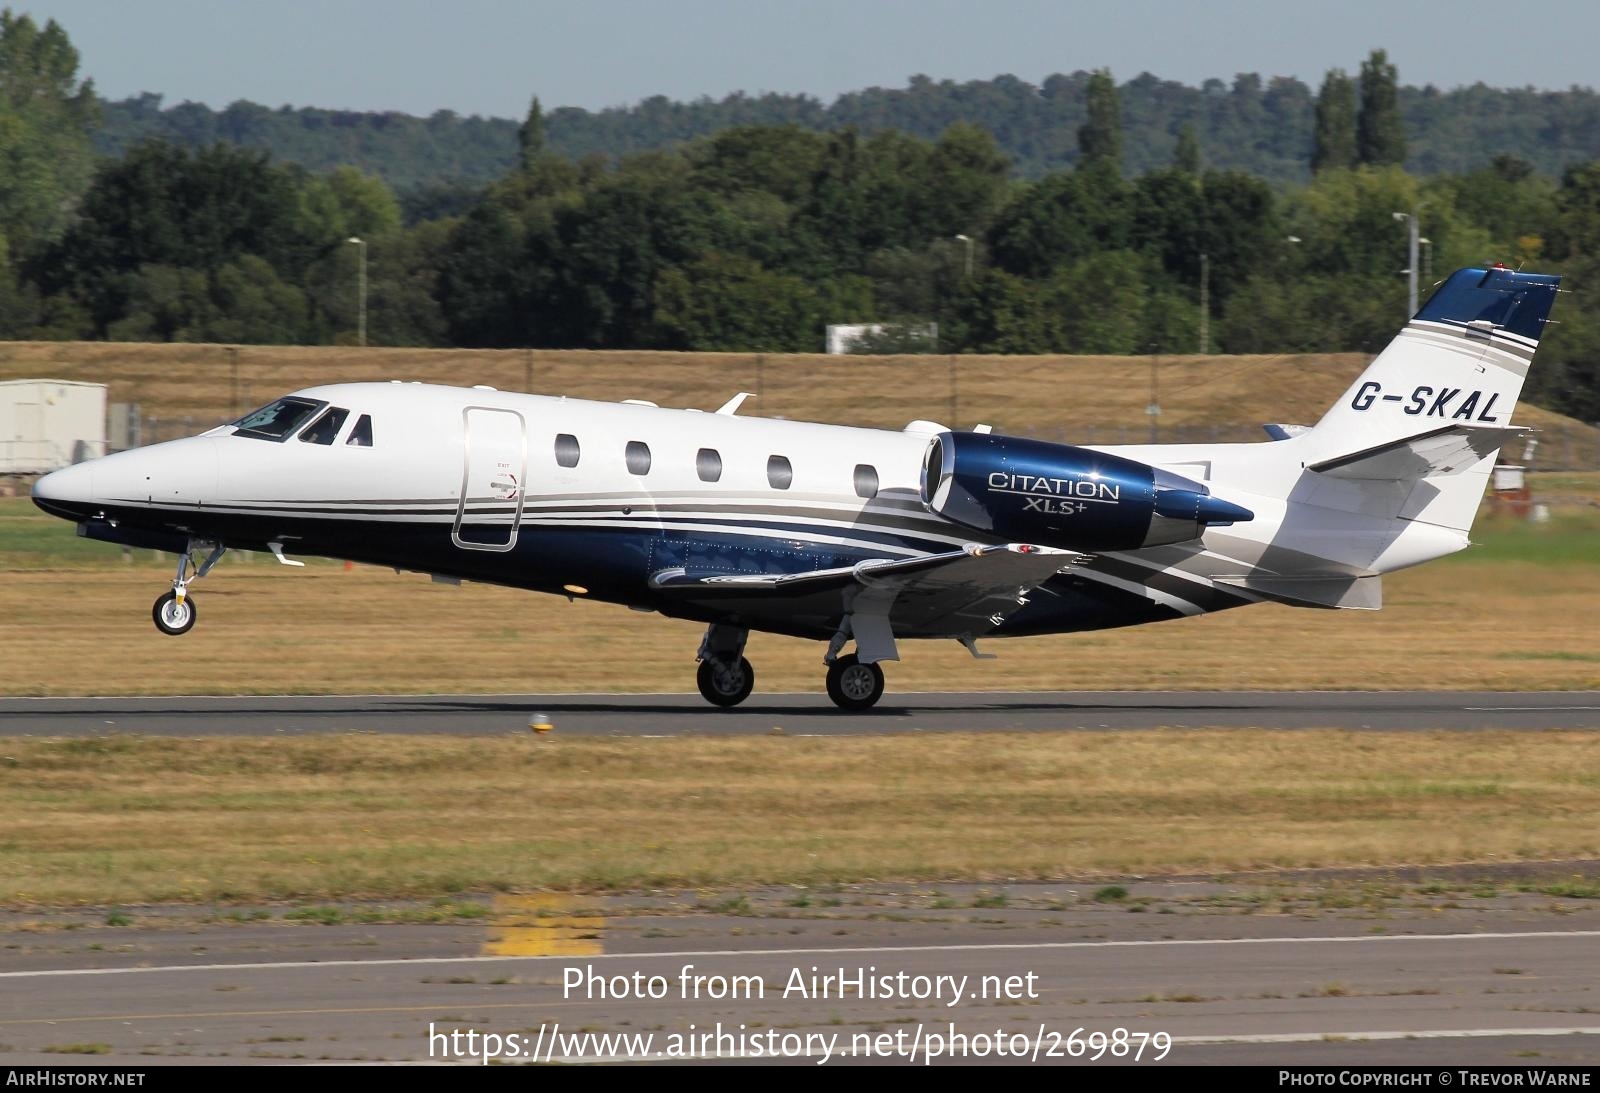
650,543,1086,639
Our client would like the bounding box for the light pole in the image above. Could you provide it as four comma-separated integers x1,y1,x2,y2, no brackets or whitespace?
1418,236,1432,284
1198,252,1209,355
346,236,367,347
954,234,974,280
1392,212,1419,318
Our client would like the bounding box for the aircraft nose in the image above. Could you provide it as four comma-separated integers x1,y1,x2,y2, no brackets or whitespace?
31,461,95,517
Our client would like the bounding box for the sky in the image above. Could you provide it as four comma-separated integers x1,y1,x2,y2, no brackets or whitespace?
19,0,1600,119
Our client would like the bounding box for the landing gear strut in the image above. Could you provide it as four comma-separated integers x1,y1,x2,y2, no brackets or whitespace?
152,540,224,636
695,623,754,708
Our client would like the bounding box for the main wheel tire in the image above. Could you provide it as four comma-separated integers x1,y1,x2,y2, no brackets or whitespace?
825,654,885,711
152,590,197,636
697,656,755,708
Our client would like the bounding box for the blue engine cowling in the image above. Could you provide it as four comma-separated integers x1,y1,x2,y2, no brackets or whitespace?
921,431,1253,551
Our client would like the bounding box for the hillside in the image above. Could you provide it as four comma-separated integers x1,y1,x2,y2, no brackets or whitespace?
1,342,1594,465
96,74,1600,192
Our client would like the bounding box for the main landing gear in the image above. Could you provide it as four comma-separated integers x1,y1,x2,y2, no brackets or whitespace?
824,654,885,711
693,623,889,711
152,540,225,636
695,623,755,707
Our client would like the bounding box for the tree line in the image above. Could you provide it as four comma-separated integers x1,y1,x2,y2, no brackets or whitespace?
0,12,1596,422
94,62,1600,193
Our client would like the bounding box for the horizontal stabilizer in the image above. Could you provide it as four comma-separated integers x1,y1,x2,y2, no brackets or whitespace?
1262,423,1311,441
1214,574,1383,611
1308,424,1529,482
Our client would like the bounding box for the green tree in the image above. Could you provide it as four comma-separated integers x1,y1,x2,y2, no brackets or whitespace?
361,219,451,346
44,140,307,334
1198,170,1282,307
324,167,401,238
1173,124,1201,174
652,251,822,351
989,169,1129,279
958,269,1055,353
1311,69,1357,172
0,10,98,258
1077,69,1122,173
104,264,216,341
920,123,1009,239
1357,50,1405,167
1131,168,1204,285
436,157,582,346
518,96,545,169
1046,251,1148,353
550,151,715,347
205,255,311,343
1549,161,1600,261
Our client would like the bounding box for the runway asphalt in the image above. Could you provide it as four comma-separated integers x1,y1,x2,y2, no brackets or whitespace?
3,881,1600,1066
5,692,1600,1066
1,690,1597,735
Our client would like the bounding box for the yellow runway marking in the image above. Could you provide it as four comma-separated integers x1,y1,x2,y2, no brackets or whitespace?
482,893,603,958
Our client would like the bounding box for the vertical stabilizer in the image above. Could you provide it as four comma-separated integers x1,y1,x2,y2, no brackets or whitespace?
1303,267,1560,531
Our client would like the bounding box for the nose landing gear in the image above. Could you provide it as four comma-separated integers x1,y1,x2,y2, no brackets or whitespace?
152,540,225,636
152,589,197,635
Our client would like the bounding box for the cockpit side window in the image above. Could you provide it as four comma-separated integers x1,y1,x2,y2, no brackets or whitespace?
299,406,350,445
346,414,374,447
232,397,325,441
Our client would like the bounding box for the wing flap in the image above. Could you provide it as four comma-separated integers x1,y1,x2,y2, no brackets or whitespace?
650,543,1087,637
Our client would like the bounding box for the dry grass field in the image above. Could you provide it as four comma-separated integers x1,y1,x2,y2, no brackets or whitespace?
3,340,1596,447
4,730,1599,907
0,346,1594,908
0,536,1594,696
2,473,1597,695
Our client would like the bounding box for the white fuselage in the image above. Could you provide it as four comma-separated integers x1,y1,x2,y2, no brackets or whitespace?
32,379,1485,639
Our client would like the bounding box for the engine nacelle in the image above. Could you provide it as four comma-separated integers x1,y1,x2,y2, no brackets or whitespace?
921,431,1254,551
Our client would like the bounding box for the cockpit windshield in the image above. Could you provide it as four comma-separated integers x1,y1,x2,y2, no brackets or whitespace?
231,397,326,441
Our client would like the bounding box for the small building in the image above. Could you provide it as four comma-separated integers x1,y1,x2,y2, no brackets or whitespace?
0,379,108,474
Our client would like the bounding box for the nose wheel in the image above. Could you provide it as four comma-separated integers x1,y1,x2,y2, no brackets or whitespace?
153,589,197,636
150,539,224,636
826,654,885,710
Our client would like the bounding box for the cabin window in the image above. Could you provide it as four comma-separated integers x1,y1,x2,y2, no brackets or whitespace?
231,397,325,442
696,448,722,483
298,406,350,445
346,414,374,447
626,440,652,475
554,433,580,468
766,455,793,490
853,464,879,499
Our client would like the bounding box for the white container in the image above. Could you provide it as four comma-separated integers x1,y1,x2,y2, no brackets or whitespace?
0,379,108,474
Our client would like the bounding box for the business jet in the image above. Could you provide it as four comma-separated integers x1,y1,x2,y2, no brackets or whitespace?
32,266,1557,709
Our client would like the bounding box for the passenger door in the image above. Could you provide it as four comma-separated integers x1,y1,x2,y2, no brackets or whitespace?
452,406,527,551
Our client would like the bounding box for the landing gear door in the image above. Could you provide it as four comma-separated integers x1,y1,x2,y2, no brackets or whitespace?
452,406,527,552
